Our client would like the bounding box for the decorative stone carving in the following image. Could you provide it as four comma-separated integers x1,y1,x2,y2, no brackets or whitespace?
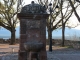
24,41,43,52
21,1,47,14
26,20,40,29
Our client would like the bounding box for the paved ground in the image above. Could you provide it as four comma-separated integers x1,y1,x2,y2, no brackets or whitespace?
48,53,80,60
0,44,80,60
47,50,80,60
47,45,80,60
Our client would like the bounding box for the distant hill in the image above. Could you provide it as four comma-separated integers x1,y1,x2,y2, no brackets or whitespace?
51,27,80,40
0,26,80,40
52,27,80,37
0,27,20,39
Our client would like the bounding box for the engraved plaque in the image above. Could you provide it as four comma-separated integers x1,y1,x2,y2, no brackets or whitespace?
26,20,40,29
26,30,40,41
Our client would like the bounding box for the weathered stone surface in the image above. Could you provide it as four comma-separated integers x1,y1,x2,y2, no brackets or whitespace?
24,41,43,52
17,1,49,60
21,1,47,14
26,20,40,29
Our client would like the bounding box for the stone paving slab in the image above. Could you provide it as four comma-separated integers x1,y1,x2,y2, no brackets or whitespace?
47,52,80,60
0,44,80,60
53,54,80,60
0,52,80,60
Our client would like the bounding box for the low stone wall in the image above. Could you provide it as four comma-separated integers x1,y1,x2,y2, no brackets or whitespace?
46,39,80,49
0,39,80,49
0,39,19,44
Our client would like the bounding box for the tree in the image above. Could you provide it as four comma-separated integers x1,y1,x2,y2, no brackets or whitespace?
49,0,75,49
59,0,80,46
37,0,73,51
37,0,80,50
0,0,22,45
68,0,80,22
60,0,80,47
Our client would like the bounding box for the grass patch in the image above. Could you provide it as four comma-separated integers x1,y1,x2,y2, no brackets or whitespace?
65,46,73,48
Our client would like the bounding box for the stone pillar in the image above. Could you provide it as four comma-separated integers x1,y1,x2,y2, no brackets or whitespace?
17,1,49,60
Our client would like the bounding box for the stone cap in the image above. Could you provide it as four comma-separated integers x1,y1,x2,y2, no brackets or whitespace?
20,1,47,14
17,14,49,19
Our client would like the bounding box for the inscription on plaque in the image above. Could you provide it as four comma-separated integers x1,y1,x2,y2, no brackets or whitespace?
26,20,40,29
26,31,40,41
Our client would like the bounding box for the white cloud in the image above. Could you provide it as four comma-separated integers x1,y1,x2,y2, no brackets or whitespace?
23,0,35,5
74,25,80,30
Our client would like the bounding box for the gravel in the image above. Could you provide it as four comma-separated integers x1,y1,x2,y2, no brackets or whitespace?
0,45,80,60
0,50,80,60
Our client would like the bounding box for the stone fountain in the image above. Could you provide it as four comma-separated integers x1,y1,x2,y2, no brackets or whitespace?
17,1,49,60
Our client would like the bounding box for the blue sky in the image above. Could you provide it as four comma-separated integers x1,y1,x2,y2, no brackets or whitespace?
0,0,80,40
0,26,80,40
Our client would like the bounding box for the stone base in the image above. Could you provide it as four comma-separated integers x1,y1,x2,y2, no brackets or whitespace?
18,50,27,60
18,50,47,60
28,52,39,60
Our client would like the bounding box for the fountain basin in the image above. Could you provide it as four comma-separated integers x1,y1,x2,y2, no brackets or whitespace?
24,41,43,52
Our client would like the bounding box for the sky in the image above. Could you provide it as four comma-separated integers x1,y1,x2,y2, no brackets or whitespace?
22,0,80,30
0,0,80,39
23,0,35,5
